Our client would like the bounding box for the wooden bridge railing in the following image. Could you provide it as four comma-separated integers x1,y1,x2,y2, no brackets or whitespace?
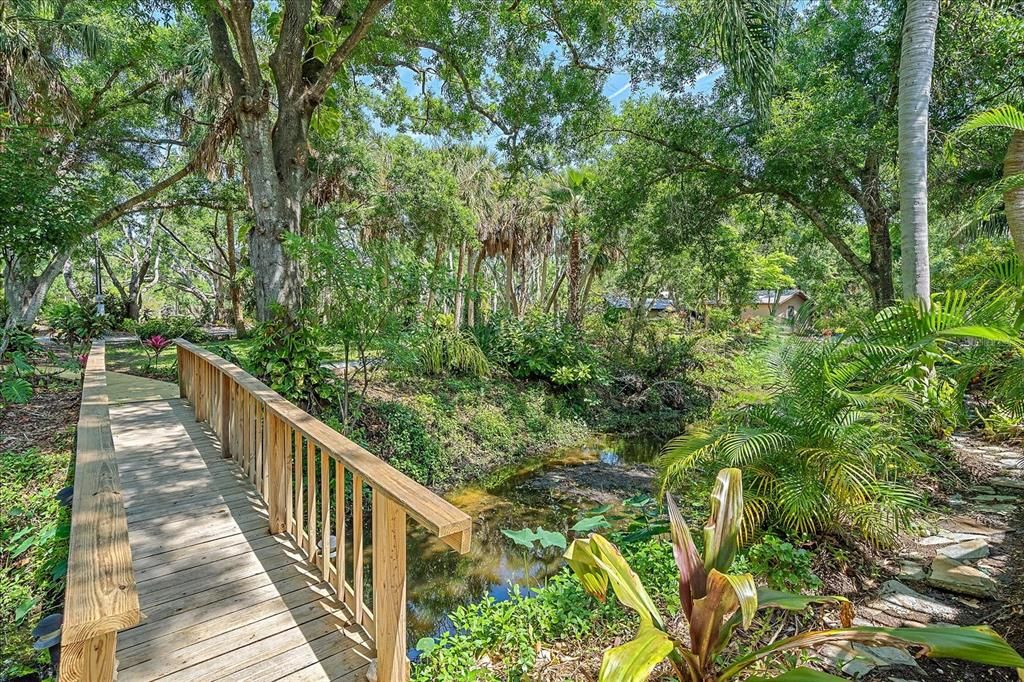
60,341,141,680
175,340,472,681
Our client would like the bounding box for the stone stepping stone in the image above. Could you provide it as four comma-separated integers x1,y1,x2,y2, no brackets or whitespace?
971,494,1019,503
936,538,989,561
927,556,998,597
918,535,956,546
976,503,1016,514
940,516,1006,537
897,561,926,581
990,477,1024,491
858,580,960,626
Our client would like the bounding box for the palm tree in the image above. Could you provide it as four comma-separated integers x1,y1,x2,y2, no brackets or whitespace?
948,104,1024,258
897,0,939,305
542,168,591,331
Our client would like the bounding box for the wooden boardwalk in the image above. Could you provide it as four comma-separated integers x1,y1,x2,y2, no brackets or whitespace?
107,372,374,681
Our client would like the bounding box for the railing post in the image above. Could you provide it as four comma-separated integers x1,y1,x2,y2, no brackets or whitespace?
372,491,408,682
176,345,186,399
267,415,289,534
220,372,231,458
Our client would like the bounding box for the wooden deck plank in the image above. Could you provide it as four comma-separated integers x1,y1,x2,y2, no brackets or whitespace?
106,377,373,682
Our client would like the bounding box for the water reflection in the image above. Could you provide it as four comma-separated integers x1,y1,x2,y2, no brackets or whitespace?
405,436,660,649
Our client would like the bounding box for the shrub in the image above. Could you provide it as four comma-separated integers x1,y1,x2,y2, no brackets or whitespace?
246,313,335,409
467,405,514,451
476,312,597,387
741,535,822,593
127,316,206,342
413,325,490,378
363,401,448,485
45,302,109,350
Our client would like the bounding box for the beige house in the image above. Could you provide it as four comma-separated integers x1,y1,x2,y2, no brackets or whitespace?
741,289,809,321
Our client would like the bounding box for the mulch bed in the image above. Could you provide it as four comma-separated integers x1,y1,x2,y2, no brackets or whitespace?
1,380,80,454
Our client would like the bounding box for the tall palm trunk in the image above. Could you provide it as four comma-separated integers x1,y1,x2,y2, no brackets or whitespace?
225,207,246,335
567,225,582,330
897,0,938,304
1005,131,1024,259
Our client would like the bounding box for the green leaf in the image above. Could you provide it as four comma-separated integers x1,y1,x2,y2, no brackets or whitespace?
571,515,611,533
1,377,32,404
415,637,437,656
501,528,539,548
587,503,613,515
565,538,610,602
535,527,567,549
598,623,674,682
704,468,744,573
15,597,37,622
756,588,849,611
746,668,848,681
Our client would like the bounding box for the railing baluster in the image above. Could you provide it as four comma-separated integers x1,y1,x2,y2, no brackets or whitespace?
334,459,346,604
306,439,317,561
172,340,473,682
353,474,364,624
295,433,304,545
320,451,329,578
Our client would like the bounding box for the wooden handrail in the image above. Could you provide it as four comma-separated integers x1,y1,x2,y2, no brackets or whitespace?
60,341,141,681
175,339,472,681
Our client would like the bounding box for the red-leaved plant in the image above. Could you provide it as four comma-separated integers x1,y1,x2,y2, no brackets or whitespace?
565,468,1024,681
142,334,172,368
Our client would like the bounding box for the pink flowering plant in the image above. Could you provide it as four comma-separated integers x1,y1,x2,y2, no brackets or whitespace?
141,334,173,368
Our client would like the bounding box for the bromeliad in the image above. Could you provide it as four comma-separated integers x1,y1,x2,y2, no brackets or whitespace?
565,468,1024,681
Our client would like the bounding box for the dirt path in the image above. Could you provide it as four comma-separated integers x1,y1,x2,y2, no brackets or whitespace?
820,433,1024,680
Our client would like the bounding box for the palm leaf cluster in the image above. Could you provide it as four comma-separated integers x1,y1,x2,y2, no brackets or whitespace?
661,340,924,546
661,286,1024,545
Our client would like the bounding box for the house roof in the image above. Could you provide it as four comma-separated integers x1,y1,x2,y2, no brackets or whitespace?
753,289,807,305
604,295,677,312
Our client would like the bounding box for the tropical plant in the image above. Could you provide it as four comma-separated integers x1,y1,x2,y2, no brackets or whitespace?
414,325,490,378
947,104,1024,257
45,302,109,352
661,340,925,546
141,334,173,368
565,468,1024,682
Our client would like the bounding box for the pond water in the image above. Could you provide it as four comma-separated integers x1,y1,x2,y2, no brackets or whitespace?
404,436,662,652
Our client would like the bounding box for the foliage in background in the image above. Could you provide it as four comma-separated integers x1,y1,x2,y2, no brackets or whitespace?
662,287,1024,546
126,316,206,343
476,312,599,388
246,313,337,410
45,302,110,352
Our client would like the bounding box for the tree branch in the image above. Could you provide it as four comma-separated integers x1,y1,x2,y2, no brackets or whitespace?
306,0,392,105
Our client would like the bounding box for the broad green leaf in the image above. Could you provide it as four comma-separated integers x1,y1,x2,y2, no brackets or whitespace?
756,588,849,611
1,378,32,404
501,528,538,548
746,669,847,681
598,623,674,682
587,503,613,515
936,325,1024,347
565,538,610,602
415,637,437,656
571,515,611,533
704,468,744,573
722,625,1024,680
535,527,567,549
14,597,37,622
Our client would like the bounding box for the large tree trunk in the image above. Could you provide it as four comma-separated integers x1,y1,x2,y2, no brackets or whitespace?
4,254,68,327
898,0,938,304
566,226,582,330
236,112,304,321
1005,130,1024,259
